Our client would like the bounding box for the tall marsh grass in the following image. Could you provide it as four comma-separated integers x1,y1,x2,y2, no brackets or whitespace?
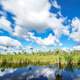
0,49,80,68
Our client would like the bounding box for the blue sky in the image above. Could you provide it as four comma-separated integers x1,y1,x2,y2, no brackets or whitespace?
0,0,80,51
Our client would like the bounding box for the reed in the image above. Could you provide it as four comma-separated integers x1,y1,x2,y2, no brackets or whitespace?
0,50,80,68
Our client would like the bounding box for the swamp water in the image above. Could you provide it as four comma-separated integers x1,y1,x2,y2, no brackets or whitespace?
0,64,80,80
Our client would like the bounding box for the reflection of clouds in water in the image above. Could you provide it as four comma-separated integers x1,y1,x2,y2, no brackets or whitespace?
75,69,80,78
35,67,57,78
0,68,16,77
0,66,57,80
26,66,57,80
0,66,80,80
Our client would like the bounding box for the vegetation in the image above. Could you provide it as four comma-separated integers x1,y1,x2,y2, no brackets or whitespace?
0,49,80,68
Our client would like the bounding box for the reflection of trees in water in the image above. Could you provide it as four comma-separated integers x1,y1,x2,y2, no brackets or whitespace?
55,55,74,80
1,68,5,72
65,56,73,71
77,59,80,68
55,74,62,80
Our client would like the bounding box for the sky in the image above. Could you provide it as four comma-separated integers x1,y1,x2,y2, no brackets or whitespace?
0,0,80,52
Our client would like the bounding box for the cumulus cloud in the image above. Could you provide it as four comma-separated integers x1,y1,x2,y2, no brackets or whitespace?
13,15,69,39
50,0,61,9
0,36,22,47
0,16,13,33
70,17,80,41
1,0,68,34
0,45,7,50
71,17,80,31
72,45,80,50
0,0,70,47
26,32,62,46
70,32,80,42
1,0,50,31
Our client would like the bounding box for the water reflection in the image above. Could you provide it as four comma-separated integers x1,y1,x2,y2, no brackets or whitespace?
0,65,80,80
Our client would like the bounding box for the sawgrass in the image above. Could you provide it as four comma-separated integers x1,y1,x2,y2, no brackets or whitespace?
0,50,80,68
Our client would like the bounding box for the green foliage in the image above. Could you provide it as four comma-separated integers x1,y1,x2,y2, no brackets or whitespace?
0,49,80,68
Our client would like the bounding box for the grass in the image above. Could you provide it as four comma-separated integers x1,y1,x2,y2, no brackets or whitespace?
0,49,80,68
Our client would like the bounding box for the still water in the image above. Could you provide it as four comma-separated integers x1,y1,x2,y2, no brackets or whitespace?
0,65,80,80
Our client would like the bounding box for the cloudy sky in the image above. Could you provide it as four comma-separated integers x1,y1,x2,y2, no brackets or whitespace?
0,0,80,51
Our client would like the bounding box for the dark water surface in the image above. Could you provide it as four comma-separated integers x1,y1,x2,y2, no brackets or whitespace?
0,65,80,80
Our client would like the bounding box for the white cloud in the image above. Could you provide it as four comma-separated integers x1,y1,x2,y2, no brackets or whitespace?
0,36,22,47
72,45,80,50
0,16,13,33
1,0,50,32
50,0,61,9
71,17,80,31
27,32,62,46
70,17,80,42
70,32,80,42
13,25,27,36
0,45,7,50
1,0,80,49
1,0,67,34
13,15,69,39
1,0,70,47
